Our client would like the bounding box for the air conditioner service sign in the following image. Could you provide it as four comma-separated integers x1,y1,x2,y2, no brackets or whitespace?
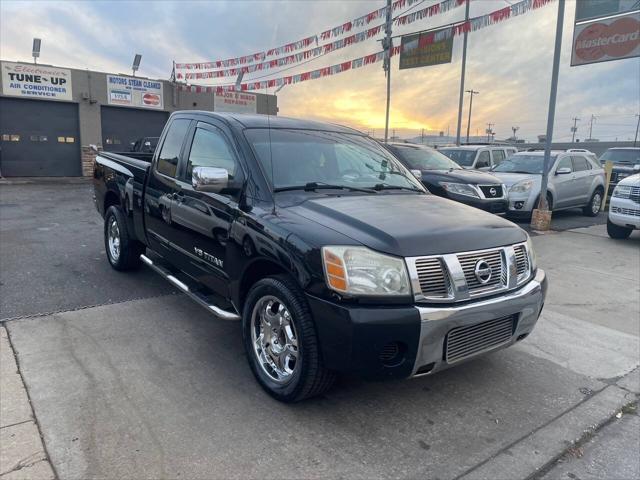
1,62,73,101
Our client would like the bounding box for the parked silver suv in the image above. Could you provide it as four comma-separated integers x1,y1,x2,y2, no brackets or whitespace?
491,150,605,217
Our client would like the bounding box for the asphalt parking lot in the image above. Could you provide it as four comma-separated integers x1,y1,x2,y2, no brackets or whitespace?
1,180,638,480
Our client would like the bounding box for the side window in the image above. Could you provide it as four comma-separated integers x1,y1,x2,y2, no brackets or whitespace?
572,156,590,172
156,119,190,177
557,156,573,172
492,149,506,166
476,151,490,168
186,127,238,180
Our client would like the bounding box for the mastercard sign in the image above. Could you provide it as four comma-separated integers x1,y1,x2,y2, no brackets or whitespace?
571,12,640,66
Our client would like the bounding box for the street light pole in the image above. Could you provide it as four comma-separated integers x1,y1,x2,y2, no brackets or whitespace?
383,0,393,143
588,114,596,140
465,89,479,143
634,114,639,147
534,0,565,229
455,0,471,146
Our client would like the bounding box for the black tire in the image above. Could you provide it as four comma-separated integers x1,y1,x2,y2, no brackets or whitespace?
607,219,632,239
104,205,145,271
242,275,335,402
583,189,604,217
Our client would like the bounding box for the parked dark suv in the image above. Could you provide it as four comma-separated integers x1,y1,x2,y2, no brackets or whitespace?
386,142,508,214
599,148,640,195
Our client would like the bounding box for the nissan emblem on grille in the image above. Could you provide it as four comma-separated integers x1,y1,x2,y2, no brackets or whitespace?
474,260,492,284
489,187,497,197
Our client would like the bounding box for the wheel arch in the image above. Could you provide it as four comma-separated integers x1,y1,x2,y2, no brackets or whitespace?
236,258,298,314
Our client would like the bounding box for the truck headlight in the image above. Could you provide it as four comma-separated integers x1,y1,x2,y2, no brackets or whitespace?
439,182,480,198
322,246,411,296
510,179,534,194
613,185,631,199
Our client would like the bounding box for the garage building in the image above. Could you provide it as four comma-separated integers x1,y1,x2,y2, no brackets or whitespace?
0,61,277,177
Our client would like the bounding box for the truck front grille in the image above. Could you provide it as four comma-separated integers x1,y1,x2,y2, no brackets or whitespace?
630,186,640,203
407,242,532,303
611,206,640,217
445,315,517,363
457,249,506,296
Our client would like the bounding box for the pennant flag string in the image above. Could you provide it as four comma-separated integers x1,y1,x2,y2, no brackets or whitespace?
175,0,452,71
176,0,554,93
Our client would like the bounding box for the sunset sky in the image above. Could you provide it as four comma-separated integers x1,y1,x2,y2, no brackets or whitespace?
1,0,638,141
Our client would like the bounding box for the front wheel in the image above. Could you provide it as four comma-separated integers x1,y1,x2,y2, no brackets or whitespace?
583,190,603,217
242,275,335,402
607,219,632,239
104,206,145,271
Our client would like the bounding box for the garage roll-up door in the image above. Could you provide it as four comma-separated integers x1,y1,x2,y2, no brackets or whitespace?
101,106,169,152
0,97,81,177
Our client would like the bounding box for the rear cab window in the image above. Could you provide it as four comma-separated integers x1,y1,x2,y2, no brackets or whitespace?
156,119,191,177
492,149,506,166
476,151,491,168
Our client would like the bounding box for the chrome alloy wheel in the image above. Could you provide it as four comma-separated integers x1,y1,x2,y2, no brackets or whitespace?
592,192,602,214
107,216,121,262
251,296,299,383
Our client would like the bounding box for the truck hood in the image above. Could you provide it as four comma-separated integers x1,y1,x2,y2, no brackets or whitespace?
491,172,541,189
283,194,526,257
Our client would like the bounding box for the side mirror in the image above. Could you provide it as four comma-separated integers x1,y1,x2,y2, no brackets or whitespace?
556,167,571,175
192,166,228,193
410,169,422,180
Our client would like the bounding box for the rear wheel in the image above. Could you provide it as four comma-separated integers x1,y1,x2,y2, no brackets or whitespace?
607,219,632,239
242,275,335,402
583,189,603,217
104,206,145,271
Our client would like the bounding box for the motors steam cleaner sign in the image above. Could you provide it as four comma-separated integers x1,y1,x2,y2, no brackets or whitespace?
106,74,164,109
1,62,72,101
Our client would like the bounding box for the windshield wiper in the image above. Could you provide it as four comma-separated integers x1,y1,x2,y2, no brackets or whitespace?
372,184,423,192
274,182,377,193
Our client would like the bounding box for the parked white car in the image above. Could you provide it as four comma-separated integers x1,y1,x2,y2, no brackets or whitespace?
439,145,517,171
491,150,605,217
607,173,640,239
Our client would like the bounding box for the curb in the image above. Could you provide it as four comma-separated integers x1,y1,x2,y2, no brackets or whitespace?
456,384,637,480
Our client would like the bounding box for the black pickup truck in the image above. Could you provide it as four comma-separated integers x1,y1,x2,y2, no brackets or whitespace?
93,111,547,402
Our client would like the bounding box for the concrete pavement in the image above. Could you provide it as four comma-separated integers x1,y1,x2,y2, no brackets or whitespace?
1,183,638,479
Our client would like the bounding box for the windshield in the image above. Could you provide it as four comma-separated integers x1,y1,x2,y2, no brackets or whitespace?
599,149,640,165
390,145,461,170
245,129,425,192
492,154,557,174
439,149,476,167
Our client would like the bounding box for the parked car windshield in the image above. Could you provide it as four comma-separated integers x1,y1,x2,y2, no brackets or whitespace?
599,149,640,165
439,149,476,167
390,145,461,170
492,154,557,174
245,129,425,192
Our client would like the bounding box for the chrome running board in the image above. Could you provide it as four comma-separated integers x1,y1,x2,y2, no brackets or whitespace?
140,254,241,321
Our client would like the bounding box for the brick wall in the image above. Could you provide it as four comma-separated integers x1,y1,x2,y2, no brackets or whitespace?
81,146,101,177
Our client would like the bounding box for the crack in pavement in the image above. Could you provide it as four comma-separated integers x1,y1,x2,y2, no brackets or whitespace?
0,450,48,476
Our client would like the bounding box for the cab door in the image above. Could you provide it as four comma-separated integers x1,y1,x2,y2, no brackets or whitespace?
144,117,192,260
165,121,245,297
552,155,579,208
475,150,491,170
570,155,593,205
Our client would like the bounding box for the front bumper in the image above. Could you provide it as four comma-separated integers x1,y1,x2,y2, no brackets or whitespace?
445,192,508,214
307,269,547,380
609,197,640,229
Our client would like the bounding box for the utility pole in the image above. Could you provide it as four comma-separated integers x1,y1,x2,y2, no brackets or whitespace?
392,128,396,140
634,114,639,147
512,126,519,142
421,128,425,144
588,114,596,140
571,117,580,142
535,0,565,228
486,123,494,143
455,0,471,146
383,0,393,143
465,89,479,143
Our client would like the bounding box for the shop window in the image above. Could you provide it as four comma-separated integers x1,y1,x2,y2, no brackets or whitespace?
58,136,66,143
1,134,9,141
10,135,20,142
30,135,39,141
66,137,75,143
39,135,48,142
